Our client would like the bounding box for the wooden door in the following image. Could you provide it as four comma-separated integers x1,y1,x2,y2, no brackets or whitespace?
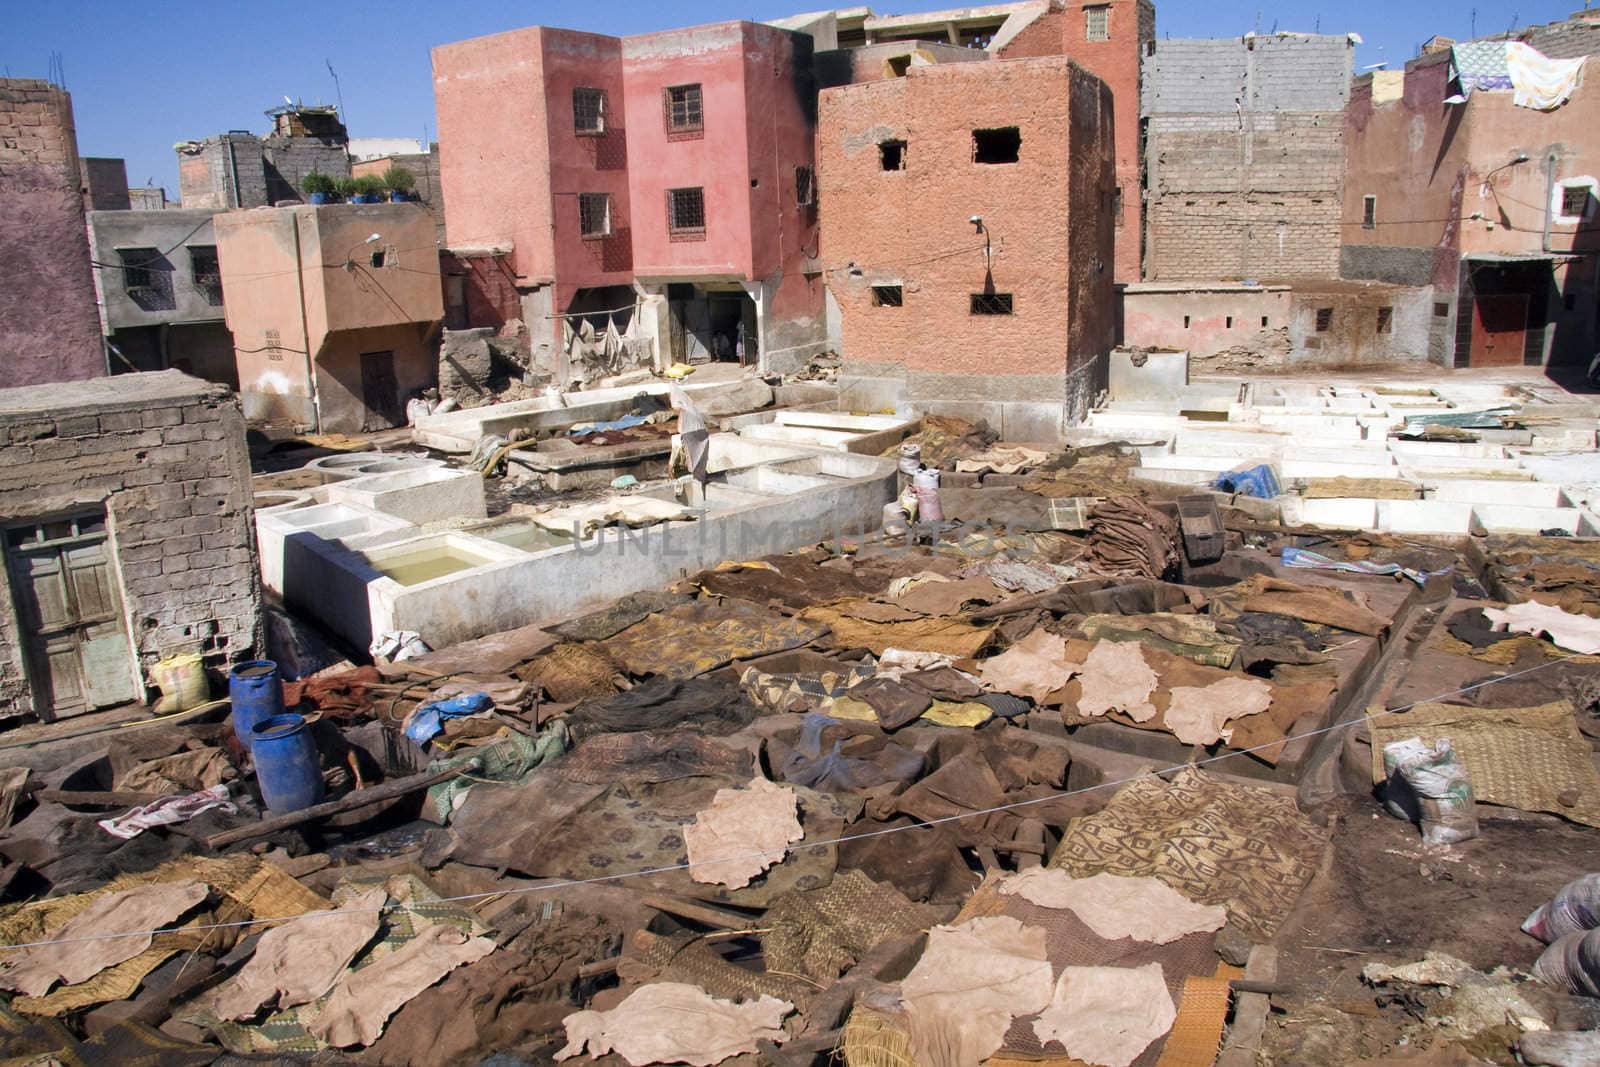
1471,294,1529,367
5,516,136,719
360,350,400,431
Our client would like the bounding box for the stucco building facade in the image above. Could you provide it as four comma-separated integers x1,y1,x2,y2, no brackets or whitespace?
214,203,443,433
1341,13,1600,369
433,21,828,380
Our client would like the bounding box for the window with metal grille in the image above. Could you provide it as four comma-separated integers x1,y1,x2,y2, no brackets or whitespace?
579,193,612,239
1085,4,1110,41
1562,184,1590,218
871,285,903,307
971,293,1014,315
668,186,706,239
573,87,606,135
973,127,1020,164
880,139,906,171
189,245,223,305
1315,307,1334,332
665,84,703,134
795,165,815,207
1377,306,1394,334
120,247,160,292
1362,194,1377,229
264,328,284,361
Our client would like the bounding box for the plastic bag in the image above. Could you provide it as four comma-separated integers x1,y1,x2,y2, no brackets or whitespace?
1524,873,1600,944
369,630,431,663
1533,928,1600,996
1382,737,1479,845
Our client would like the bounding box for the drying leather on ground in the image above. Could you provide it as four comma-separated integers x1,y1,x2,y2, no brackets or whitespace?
209,888,385,1020
1163,675,1274,746
1033,963,1178,1067
763,868,952,981
563,674,758,738
1076,639,1160,722
1086,497,1182,580
552,730,752,784
845,675,934,729
683,777,805,889
0,881,208,997
556,982,793,1066
1217,574,1389,636
998,869,1228,945
769,713,925,794
603,597,826,678
740,662,876,715
979,628,1083,704
1080,612,1240,669
1482,600,1600,654
900,915,1055,1067
799,603,995,658
309,923,496,1047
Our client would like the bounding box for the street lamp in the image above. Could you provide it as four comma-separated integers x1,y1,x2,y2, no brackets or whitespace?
344,233,382,271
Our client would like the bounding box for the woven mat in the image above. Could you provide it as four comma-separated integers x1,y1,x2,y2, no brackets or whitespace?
618,929,806,1004
513,642,620,702
1153,963,1245,1067
1367,700,1600,827
765,869,950,982
1,856,326,1017
1049,769,1326,942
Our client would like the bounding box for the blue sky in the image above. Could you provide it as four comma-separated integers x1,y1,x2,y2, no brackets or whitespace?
2,1,1583,198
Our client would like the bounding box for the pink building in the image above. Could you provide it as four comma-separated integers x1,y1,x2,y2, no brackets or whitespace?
433,21,827,378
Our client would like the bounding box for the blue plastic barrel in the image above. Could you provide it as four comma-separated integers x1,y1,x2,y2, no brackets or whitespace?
229,661,284,748
250,714,325,813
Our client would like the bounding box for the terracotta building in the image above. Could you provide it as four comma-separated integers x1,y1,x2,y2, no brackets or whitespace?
818,57,1117,434
0,78,105,387
433,21,827,378
1341,12,1600,369
214,203,443,433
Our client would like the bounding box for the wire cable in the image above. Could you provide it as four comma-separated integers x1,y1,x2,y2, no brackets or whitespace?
0,648,1581,952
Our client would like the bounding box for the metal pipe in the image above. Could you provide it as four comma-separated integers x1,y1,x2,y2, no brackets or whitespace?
1543,149,1560,255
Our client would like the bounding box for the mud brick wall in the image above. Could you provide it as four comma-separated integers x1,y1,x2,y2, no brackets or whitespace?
0,372,263,722
1142,35,1353,282
0,79,105,387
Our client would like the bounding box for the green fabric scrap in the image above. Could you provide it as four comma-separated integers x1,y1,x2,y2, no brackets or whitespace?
427,720,569,824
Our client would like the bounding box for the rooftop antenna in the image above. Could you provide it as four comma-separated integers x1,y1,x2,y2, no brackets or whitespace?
1471,8,1478,38
326,59,346,125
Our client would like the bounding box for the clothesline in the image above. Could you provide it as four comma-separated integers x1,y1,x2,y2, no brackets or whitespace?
0,650,1577,953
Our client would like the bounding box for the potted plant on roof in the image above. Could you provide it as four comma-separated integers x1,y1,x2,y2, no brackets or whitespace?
352,175,385,204
301,170,336,205
335,177,359,203
382,164,416,203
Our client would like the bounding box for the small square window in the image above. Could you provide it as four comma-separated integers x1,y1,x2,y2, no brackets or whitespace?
668,186,706,239
574,87,606,135
973,127,1021,164
880,139,906,171
1261,316,1270,327
871,285,903,307
1377,306,1393,334
1225,316,1234,328
795,165,815,207
1183,315,1191,329
665,84,703,135
370,247,391,269
1315,307,1334,332
971,293,1014,315
1562,184,1590,218
1085,3,1110,41
1112,187,1124,228
579,192,611,239
1434,302,1450,317
1362,194,1377,229
120,246,160,292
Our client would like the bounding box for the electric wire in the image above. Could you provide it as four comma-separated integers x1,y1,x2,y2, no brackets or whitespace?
0,648,1581,953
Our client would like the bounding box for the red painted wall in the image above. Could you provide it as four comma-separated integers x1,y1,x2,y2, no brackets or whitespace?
622,24,757,280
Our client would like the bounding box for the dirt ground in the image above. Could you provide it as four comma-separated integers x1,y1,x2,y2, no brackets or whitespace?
1262,796,1600,1064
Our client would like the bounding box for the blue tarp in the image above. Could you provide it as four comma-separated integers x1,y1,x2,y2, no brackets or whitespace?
404,692,494,744
1214,464,1282,499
